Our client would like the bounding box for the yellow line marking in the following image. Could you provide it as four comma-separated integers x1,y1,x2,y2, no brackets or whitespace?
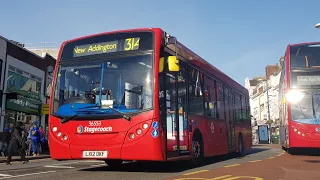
249,160,262,163
174,178,207,180
224,176,264,180
224,164,240,168
211,175,233,180
182,170,209,176
267,157,275,159
174,175,233,180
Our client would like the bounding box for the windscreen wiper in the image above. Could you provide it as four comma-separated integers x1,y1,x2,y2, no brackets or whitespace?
78,105,131,120
61,114,78,124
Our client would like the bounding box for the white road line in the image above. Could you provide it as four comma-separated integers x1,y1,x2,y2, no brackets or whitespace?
0,174,11,177
51,161,80,166
0,171,56,179
44,165,75,169
83,160,104,163
90,164,106,167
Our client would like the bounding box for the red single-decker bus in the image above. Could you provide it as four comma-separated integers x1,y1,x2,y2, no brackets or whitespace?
48,28,252,166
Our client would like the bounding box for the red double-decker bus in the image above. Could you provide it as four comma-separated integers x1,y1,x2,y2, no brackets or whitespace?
279,42,320,153
48,28,252,166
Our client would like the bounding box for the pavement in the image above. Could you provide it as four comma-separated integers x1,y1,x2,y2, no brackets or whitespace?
0,153,50,164
0,145,281,180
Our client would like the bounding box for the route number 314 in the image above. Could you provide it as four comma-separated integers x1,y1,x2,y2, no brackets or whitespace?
125,37,140,51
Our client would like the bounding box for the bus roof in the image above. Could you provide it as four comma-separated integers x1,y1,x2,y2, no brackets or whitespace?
61,27,248,96
289,41,320,47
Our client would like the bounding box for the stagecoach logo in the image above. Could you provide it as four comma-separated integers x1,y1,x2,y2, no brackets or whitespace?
316,127,320,132
77,125,84,134
76,125,113,134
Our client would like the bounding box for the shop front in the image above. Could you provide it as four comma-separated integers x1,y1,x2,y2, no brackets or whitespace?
3,66,43,131
4,95,42,130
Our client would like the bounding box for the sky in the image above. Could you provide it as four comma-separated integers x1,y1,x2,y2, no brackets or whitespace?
1,0,320,86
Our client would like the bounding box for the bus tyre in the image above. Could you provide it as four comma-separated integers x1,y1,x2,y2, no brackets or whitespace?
189,137,203,166
237,135,244,157
105,160,123,167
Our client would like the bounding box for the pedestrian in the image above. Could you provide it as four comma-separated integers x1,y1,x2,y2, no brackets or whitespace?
6,122,28,165
0,127,11,156
29,125,41,156
39,126,46,154
25,126,33,156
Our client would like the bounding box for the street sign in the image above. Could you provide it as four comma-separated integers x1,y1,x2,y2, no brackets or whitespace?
42,104,49,115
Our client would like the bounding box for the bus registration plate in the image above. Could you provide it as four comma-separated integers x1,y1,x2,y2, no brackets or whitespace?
82,151,108,158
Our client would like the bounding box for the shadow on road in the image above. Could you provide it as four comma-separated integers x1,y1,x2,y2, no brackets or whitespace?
80,147,270,173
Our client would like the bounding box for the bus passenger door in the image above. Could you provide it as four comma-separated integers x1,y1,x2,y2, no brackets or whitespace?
159,56,189,159
228,91,236,150
225,87,236,151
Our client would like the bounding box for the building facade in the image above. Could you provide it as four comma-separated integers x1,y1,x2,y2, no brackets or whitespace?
245,63,282,144
0,36,56,135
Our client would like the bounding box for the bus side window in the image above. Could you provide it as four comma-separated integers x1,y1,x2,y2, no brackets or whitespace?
216,82,224,119
204,76,217,118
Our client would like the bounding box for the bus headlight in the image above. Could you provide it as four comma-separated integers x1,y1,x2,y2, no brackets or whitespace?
52,127,58,132
129,133,135,139
136,129,142,135
62,135,68,141
286,90,304,104
142,123,148,129
57,132,62,137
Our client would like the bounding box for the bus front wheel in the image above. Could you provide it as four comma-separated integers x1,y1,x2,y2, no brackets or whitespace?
105,159,123,167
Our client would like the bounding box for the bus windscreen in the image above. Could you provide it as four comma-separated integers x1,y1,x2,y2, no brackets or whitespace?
290,43,320,69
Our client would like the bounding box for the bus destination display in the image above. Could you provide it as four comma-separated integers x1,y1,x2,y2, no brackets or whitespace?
73,37,140,57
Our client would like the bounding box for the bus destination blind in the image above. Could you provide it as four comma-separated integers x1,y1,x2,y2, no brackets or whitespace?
73,37,140,57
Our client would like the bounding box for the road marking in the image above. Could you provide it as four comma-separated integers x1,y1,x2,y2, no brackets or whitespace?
211,175,233,179
174,175,263,180
249,160,262,163
224,164,240,168
182,170,209,175
51,161,81,166
174,178,207,180
44,165,75,169
223,175,263,180
0,171,56,179
91,163,106,167
0,174,11,177
83,160,103,163
267,157,275,159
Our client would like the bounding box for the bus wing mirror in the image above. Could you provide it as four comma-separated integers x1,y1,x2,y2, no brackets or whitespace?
167,56,180,72
47,66,54,74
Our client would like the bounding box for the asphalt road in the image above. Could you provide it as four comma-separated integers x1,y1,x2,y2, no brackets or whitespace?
0,145,280,180
165,148,320,180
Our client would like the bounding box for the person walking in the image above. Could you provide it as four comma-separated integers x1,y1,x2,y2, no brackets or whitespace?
29,125,41,156
0,127,11,156
6,122,28,165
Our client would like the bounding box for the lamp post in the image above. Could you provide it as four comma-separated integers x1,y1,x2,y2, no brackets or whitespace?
315,23,320,29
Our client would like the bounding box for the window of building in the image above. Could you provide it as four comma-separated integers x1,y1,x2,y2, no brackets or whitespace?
204,76,216,118
188,67,204,115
